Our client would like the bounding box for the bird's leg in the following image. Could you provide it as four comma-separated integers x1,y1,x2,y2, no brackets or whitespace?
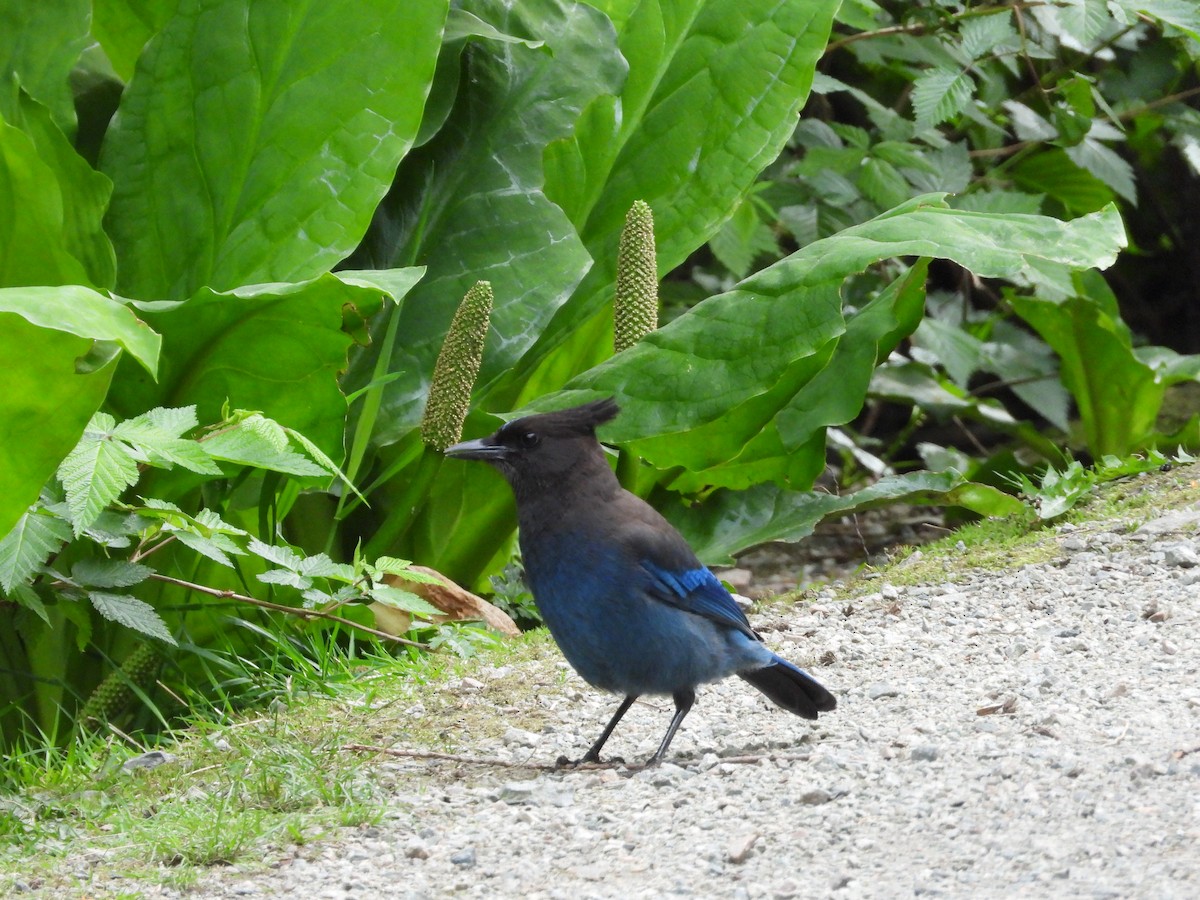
645,688,696,768
557,694,638,767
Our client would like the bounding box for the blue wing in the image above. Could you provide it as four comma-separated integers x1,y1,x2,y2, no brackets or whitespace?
641,560,758,640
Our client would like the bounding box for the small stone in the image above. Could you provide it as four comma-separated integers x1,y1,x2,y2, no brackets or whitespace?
502,726,539,748
1162,543,1199,567
799,788,833,806
911,745,939,762
727,832,760,864
450,847,476,868
868,682,900,700
404,841,430,860
1061,536,1088,552
121,750,177,773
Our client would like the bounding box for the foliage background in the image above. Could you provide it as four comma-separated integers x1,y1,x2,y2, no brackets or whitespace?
0,0,1195,746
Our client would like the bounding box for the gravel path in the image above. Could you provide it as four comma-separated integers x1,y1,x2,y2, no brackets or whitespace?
199,506,1199,899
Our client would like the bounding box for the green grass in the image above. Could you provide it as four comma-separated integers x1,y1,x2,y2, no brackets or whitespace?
793,461,1200,603
0,627,557,898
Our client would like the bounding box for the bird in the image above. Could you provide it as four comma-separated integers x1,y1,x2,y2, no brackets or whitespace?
444,397,836,766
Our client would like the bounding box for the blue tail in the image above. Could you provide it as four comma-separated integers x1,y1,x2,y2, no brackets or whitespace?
739,656,836,720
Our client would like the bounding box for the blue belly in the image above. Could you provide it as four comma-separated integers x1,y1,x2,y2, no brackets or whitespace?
521,534,769,695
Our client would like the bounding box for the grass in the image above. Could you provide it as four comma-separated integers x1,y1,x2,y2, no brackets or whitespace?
799,460,1200,603
0,627,557,898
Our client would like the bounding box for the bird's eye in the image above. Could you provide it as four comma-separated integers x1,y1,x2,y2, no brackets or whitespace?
519,431,540,449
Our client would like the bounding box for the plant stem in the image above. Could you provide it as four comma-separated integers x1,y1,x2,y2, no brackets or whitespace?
146,573,427,648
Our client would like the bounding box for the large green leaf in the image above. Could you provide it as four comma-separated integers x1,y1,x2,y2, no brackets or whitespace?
0,88,116,288
0,317,118,537
0,286,161,374
0,0,90,130
1009,270,1164,456
107,271,422,459
0,115,90,286
348,0,621,440
91,0,179,82
518,0,841,391
548,197,1126,479
670,471,1025,565
102,0,447,300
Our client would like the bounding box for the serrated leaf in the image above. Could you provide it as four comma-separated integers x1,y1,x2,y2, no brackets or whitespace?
961,11,1018,60
1064,139,1137,204
257,569,313,590
369,585,441,617
912,68,974,128
191,509,249,537
57,430,141,536
70,559,153,589
297,553,356,583
89,592,176,644
202,423,328,478
246,538,306,571
174,530,238,568
0,508,71,592
1056,0,1112,45
857,157,910,209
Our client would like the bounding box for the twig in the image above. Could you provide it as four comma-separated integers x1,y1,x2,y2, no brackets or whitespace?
147,573,427,648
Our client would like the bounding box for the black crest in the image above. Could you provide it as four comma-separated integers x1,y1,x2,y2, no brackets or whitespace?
501,397,620,440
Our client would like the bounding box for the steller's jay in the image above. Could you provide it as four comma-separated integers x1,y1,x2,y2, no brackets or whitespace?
445,398,836,766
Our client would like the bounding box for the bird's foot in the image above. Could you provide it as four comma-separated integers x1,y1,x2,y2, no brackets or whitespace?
554,753,625,769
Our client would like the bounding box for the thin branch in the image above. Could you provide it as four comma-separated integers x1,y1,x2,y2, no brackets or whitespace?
147,573,427,648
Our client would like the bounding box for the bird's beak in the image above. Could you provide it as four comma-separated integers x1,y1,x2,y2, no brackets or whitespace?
443,437,509,462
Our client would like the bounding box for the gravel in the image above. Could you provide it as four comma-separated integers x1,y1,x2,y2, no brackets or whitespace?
183,508,1200,897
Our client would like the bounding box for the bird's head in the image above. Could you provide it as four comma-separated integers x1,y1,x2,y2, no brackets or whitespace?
444,398,620,488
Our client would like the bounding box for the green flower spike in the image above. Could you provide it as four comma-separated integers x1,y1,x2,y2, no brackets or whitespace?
614,199,659,353
79,643,160,729
420,280,494,451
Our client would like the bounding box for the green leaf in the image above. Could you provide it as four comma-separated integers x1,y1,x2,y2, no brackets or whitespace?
1064,138,1137,204
670,471,1024,565
960,11,1018,61
547,197,1126,480
0,115,90,286
0,286,161,375
369,584,441,617
1056,0,1112,44
246,537,305,572
350,0,615,438
113,407,223,475
108,273,395,462
0,507,71,592
523,0,841,408
1013,149,1115,215
1009,271,1163,456
0,87,117,289
173,530,243,568
0,0,89,129
88,592,176,645
911,68,973,128
70,558,153,589
101,0,447,300
91,0,177,81
1117,0,1200,41
201,416,329,478
57,418,142,536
